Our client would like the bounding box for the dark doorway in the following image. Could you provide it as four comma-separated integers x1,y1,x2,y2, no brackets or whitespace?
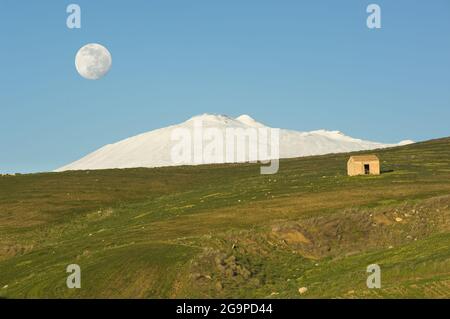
364,164,370,175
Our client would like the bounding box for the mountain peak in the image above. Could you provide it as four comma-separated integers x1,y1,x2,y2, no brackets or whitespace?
188,113,232,122
185,113,267,128
236,114,255,121
235,114,266,127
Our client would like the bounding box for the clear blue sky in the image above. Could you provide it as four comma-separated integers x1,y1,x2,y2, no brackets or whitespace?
1,1,449,173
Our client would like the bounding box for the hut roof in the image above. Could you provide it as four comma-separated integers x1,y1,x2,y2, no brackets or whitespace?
348,155,379,162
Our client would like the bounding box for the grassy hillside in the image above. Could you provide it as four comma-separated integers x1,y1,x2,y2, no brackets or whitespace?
0,137,449,298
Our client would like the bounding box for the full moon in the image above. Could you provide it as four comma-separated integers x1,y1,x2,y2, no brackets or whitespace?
75,43,112,80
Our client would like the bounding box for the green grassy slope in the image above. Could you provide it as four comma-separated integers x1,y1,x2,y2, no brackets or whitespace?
0,137,449,298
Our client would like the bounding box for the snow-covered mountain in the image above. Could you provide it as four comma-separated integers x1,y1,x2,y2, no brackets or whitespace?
55,114,413,171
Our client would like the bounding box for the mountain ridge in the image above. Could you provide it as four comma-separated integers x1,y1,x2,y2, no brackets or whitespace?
55,114,414,172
